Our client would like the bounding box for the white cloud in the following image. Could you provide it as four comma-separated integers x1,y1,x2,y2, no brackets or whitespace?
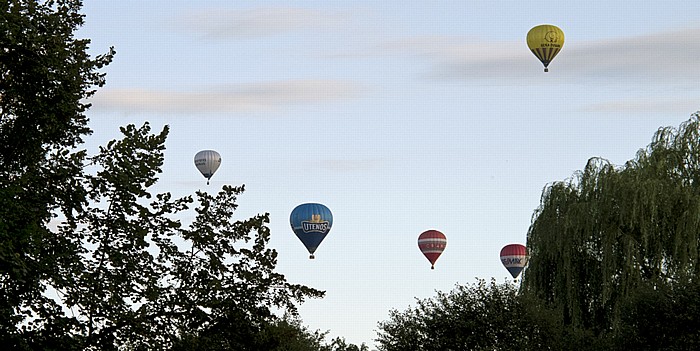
561,27,700,82
179,6,347,38
89,80,360,115
381,36,526,62
582,97,700,114
383,27,700,83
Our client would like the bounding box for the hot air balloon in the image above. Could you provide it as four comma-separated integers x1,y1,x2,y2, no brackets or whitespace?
194,150,221,185
500,244,528,280
527,24,564,72
418,230,446,269
290,203,333,259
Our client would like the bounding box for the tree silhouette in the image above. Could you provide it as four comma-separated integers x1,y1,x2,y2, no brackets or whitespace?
523,113,700,335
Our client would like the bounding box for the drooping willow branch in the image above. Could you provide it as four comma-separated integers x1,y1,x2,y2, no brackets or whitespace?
522,112,700,331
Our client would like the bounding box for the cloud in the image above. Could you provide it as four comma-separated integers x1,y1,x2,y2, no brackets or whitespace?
582,97,700,114
562,27,700,82
382,27,700,83
179,6,347,38
372,35,546,82
380,36,525,62
89,80,361,115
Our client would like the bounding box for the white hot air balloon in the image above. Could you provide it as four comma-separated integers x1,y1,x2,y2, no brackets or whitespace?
194,150,221,185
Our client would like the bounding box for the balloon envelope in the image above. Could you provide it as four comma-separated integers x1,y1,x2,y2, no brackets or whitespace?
418,230,446,269
527,24,564,72
290,203,333,259
194,150,221,184
500,244,528,279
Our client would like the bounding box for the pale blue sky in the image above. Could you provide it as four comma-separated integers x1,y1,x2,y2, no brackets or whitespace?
78,1,700,347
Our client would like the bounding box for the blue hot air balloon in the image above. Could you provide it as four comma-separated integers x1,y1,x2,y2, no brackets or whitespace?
290,203,333,259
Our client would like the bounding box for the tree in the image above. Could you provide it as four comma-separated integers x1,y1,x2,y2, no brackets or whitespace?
1,1,324,349
376,115,700,350
174,313,329,351
375,279,550,351
324,337,370,351
614,279,700,350
173,311,370,351
5,120,325,350
1,0,112,347
522,113,700,338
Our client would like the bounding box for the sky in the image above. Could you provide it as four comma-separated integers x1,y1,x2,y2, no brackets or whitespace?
77,0,700,347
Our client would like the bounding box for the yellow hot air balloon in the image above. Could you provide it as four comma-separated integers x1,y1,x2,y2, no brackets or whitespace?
527,24,564,72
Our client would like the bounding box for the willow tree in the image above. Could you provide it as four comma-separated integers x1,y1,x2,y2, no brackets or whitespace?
522,113,700,335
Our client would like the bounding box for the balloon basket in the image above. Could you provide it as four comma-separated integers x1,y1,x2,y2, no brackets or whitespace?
309,254,315,259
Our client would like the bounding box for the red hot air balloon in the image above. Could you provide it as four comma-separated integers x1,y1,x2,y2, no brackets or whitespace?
418,230,447,269
500,244,528,280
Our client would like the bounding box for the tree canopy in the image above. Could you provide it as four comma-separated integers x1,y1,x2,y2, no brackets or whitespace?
1,1,330,349
375,279,551,351
6,1,700,349
377,114,700,350
522,113,700,335
1,0,112,345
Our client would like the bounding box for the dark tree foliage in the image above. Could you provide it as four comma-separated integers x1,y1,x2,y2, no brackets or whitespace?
3,119,325,350
173,313,329,351
173,312,369,351
522,113,700,339
1,0,112,347
323,337,370,351
376,114,700,351
1,1,326,350
375,279,550,351
614,279,700,350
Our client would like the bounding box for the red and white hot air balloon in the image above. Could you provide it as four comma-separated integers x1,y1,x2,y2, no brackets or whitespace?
418,230,447,269
500,244,528,280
